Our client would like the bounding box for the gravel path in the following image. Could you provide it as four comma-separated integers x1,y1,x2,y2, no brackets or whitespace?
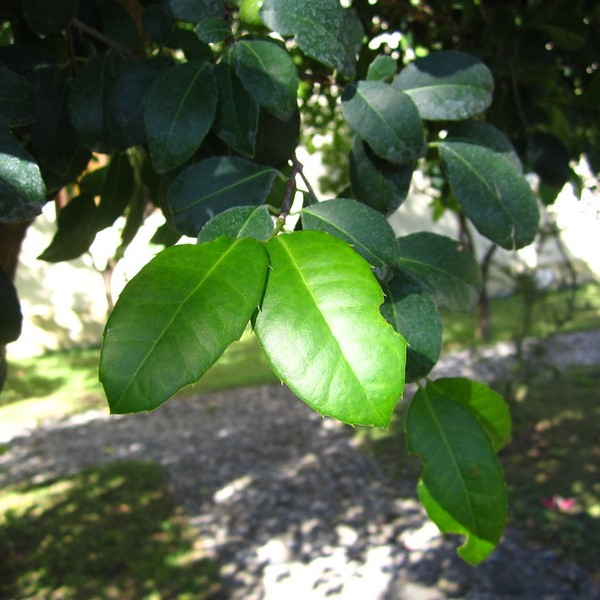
2,330,600,599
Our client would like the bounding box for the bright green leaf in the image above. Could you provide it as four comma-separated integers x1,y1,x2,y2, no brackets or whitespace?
232,39,298,122
341,80,425,165
367,55,397,82
393,51,493,121
144,61,217,173
0,67,36,127
100,238,270,413
0,129,46,222
301,198,399,268
254,231,407,427
260,0,364,78
381,270,442,382
167,156,278,236
197,205,274,243
349,137,413,215
428,378,512,452
213,56,259,156
397,232,482,312
195,17,231,43
407,387,507,564
439,140,540,249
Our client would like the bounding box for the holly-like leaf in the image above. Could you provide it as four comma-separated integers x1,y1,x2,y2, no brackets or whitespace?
22,0,78,36
407,386,507,564
213,56,259,156
197,205,274,243
254,231,407,427
341,81,425,165
168,0,228,23
0,129,47,222
232,39,298,122
397,232,482,312
439,139,539,249
349,137,413,215
69,51,127,153
393,51,493,121
260,0,364,78
168,156,278,236
100,238,269,413
381,270,442,382
0,66,36,127
428,378,512,452
301,198,399,268
107,56,173,149
143,61,217,173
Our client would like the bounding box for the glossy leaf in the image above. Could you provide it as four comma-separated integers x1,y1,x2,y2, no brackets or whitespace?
254,231,407,427
381,270,442,382
407,386,507,564
341,81,425,165
143,61,217,173
0,129,46,222
107,56,173,149
167,156,278,236
100,238,269,413
0,268,22,344
393,51,493,121
349,137,413,215
95,153,135,230
260,0,364,78
232,39,298,122
367,55,397,82
38,195,98,262
69,51,127,153
397,232,482,312
213,56,259,156
439,139,540,249
0,67,36,127
428,378,512,452
168,0,227,23
197,205,274,243
195,17,231,43
301,198,399,268
22,0,77,35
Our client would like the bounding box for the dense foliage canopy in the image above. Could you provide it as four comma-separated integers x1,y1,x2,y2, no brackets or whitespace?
0,0,597,563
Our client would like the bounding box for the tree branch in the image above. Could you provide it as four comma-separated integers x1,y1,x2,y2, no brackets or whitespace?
71,18,138,61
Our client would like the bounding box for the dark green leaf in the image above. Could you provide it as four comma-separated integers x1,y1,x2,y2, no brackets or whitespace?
397,232,482,312
254,230,406,427
439,139,540,249
527,132,570,189
69,51,127,153
143,61,217,173
367,55,397,82
301,198,399,268
428,378,511,452
98,0,142,52
168,0,227,23
165,27,213,61
95,153,135,230
197,205,274,243
0,67,36,127
38,195,98,262
349,137,413,215
167,156,278,236
0,129,46,222
393,51,493,121
341,81,425,165
100,238,269,413
260,0,364,78
22,0,78,35
115,190,146,260
79,166,108,197
0,268,22,344
150,222,181,247
381,270,442,382
213,56,259,156
107,56,173,150
253,106,300,169
195,17,231,43
142,4,173,44
232,39,298,122
407,387,507,564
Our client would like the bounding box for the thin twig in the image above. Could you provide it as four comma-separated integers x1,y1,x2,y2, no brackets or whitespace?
71,18,138,61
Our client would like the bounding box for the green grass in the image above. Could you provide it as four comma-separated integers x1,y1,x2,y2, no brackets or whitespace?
0,460,224,599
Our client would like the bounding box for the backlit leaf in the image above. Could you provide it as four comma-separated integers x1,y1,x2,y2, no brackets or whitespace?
341,80,425,165
197,205,274,243
100,238,269,413
254,231,406,427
